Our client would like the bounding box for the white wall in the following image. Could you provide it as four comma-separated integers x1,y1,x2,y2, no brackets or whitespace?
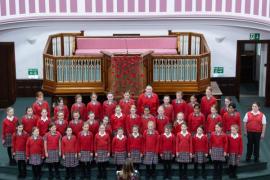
0,20,270,79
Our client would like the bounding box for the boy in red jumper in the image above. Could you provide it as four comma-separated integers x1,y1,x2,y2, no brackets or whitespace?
55,111,68,136
128,125,143,170
173,112,186,135
188,104,205,135
126,105,141,135
54,97,69,122
78,122,94,179
119,91,136,116
86,111,99,136
172,91,187,120
162,95,174,123
143,121,159,179
69,111,84,137
209,122,228,180
26,127,44,180
32,91,50,119
21,106,38,135
243,102,266,162
112,128,128,170
193,126,208,179
227,124,243,179
87,93,103,121
2,107,18,165
200,86,217,118
102,92,117,119
111,106,126,136
159,125,175,179
44,123,62,180
71,94,87,121
62,127,79,180
223,103,241,134
12,122,28,178
36,108,51,137
156,106,170,134
176,123,193,180
206,105,223,137
94,124,111,180
141,106,156,133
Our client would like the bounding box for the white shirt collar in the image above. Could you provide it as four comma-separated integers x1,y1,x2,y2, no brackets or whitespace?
164,133,172,138
196,133,204,139
115,113,123,118
251,111,260,115
99,132,106,137
180,131,188,136
41,117,48,121
231,133,239,139
132,133,139,138
6,116,14,121
117,134,124,140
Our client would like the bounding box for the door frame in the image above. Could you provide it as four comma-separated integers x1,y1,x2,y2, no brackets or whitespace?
236,40,270,106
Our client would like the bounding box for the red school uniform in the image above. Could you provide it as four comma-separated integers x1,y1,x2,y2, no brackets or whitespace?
44,131,61,151
77,131,94,153
172,99,187,120
188,113,205,134
209,132,228,151
142,130,159,154
176,132,193,153
192,134,208,154
26,136,44,158
61,135,78,155
32,100,50,118
55,119,68,136
112,135,127,153
141,114,156,133
185,102,195,120
128,133,143,153
159,133,176,155
12,131,29,154
104,124,112,137
54,105,69,121
173,120,186,135
126,114,142,135
87,119,99,136
36,117,51,137
71,102,87,121
111,113,126,134
102,100,117,119
245,111,266,133
119,99,136,115
200,96,217,118
206,113,223,134
86,101,103,121
137,93,159,116
94,133,111,152
162,104,174,123
156,115,170,134
21,115,38,135
227,133,243,156
220,107,228,117
223,112,241,133
69,120,84,137
2,116,18,146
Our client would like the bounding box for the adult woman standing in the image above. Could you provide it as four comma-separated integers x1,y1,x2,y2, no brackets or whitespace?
116,158,139,180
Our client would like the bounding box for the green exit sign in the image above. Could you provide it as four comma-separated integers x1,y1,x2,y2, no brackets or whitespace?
250,33,260,40
28,68,39,79
213,67,224,77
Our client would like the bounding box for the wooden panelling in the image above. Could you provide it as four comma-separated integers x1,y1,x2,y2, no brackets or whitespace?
16,79,43,97
211,77,237,97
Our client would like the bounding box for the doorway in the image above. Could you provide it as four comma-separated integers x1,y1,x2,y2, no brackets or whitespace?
236,40,270,106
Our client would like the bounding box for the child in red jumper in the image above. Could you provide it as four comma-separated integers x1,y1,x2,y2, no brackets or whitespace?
173,112,186,135
220,96,232,116
112,128,128,170
159,124,175,179
227,124,243,179
162,95,174,123
86,111,99,136
87,93,103,121
176,122,193,180
209,122,228,180
71,94,87,121
78,122,94,179
36,108,51,137
156,106,170,134
143,121,159,179
119,91,136,116
141,106,156,133
12,122,28,178
128,125,143,170
193,126,208,179
69,111,84,137
185,94,197,119
200,86,217,118
102,92,117,118
94,124,111,180
26,127,44,180
2,107,18,165
206,105,223,137
223,103,241,134
126,105,141,135
55,111,68,136
111,106,126,136
21,106,38,135
54,97,69,121
188,104,205,135
172,91,187,120
102,116,112,137
32,91,50,119
44,123,62,180
62,127,79,180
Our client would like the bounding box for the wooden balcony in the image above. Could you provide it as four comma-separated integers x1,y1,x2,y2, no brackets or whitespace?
43,31,211,96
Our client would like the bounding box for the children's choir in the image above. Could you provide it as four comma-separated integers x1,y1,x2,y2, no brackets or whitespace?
1,87,267,180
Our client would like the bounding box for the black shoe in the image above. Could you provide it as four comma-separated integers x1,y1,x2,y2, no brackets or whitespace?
246,158,251,162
